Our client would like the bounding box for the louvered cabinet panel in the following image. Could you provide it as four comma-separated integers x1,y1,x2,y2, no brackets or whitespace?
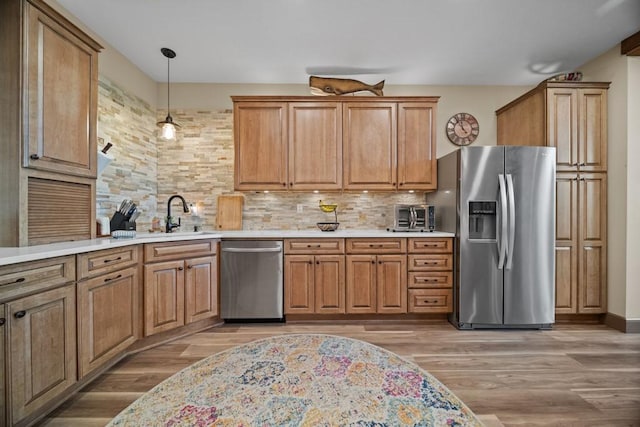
28,177,94,245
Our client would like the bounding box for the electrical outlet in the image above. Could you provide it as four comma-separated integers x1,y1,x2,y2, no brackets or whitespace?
297,204,304,213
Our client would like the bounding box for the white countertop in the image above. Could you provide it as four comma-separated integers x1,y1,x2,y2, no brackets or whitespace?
0,229,454,266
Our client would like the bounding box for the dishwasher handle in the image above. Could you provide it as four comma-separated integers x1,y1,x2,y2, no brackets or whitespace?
222,247,282,253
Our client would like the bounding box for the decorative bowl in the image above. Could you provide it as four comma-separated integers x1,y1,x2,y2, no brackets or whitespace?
317,222,340,232
319,203,338,213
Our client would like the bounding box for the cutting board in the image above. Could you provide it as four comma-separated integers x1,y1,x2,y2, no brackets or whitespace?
215,194,244,230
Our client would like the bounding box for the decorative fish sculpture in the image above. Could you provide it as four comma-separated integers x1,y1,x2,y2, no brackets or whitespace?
309,76,385,96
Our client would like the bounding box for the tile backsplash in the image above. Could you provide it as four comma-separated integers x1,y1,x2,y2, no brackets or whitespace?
97,77,425,232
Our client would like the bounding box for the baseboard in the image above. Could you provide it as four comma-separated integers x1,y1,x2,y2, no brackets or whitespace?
605,312,640,333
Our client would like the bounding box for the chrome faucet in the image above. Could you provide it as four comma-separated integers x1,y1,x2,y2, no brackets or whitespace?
166,194,190,233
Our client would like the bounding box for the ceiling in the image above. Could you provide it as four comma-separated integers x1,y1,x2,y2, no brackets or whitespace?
56,0,640,86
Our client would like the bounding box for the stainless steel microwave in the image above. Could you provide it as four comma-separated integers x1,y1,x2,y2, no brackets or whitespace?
389,204,435,232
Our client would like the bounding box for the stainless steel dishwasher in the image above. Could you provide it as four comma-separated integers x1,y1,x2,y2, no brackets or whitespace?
221,240,284,322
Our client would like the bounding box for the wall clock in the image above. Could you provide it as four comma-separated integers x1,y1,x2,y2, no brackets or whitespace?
446,112,479,146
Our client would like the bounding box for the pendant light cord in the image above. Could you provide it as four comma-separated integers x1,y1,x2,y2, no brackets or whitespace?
167,55,171,116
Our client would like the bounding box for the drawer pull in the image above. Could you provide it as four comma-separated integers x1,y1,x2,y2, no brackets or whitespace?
14,310,26,319
104,274,122,282
30,153,40,160
419,261,439,265
368,244,384,248
0,318,5,326
104,256,123,263
306,244,321,248
7,277,26,285
417,278,438,282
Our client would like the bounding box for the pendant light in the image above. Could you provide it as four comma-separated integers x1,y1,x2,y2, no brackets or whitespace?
157,47,180,140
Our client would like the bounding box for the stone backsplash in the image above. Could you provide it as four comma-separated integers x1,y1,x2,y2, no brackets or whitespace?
96,77,425,232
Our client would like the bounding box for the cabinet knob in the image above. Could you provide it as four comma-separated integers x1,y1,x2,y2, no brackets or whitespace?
399,182,403,186
14,310,26,319
308,261,313,265
371,260,375,264
187,265,193,269
282,183,286,187
579,162,586,166
0,318,5,326
316,260,320,265
30,154,40,160
178,266,184,271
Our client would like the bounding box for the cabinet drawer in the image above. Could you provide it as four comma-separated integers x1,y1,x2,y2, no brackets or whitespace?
408,254,453,271
144,239,217,263
408,271,453,288
77,246,140,280
408,238,453,254
285,239,345,254
408,289,452,313
346,238,406,254
0,256,75,302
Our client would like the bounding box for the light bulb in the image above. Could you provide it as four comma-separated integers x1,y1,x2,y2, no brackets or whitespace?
161,122,176,140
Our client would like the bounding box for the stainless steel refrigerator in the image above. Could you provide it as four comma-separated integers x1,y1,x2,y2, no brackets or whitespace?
427,146,556,329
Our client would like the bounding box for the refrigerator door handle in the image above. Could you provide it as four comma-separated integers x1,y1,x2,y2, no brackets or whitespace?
498,174,508,269
506,174,516,270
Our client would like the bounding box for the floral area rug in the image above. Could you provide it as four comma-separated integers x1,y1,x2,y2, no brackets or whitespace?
108,334,482,426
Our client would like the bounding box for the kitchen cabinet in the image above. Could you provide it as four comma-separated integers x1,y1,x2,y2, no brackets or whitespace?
288,102,343,190
77,246,142,378
345,238,407,314
143,240,218,336
0,255,77,426
0,0,101,246
7,284,77,425
284,239,345,314
0,304,5,427
496,82,609,315
234,101,288,190
231,96,439,192
407,238,454,313
343,102,397,190
555,172,607,314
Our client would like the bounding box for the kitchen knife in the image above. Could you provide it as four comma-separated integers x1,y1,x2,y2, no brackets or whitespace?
129,210,141,223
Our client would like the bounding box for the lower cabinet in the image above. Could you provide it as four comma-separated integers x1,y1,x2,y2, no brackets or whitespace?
77,246,141,378
143,240,218,336
284,255,345,314
346,254,407,314
284,238,346,314
0,304,5,427
407,238,454,313
7,284,77,424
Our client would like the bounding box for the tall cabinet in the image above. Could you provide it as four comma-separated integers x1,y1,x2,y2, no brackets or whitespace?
0,0,102,246
496,81,609,314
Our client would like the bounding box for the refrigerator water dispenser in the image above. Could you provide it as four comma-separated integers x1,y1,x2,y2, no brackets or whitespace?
468,201,496,240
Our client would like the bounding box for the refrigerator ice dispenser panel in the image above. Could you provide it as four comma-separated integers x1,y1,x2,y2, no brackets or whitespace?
468,201,497,241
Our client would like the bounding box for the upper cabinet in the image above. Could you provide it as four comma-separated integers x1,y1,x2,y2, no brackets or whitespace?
496,82,609,172
25,2,101,178
232,96,439,192
0,0,102,246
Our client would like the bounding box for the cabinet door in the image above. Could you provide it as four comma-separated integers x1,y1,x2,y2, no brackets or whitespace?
346,255,377,313
578,173,607,313
376,255,407,314
185,256,218,324
343,102,397,190
0,304,5,427
555,173,578,313
78,266,140,378
288,102,342,190
144,260,185,336
234,102,288,190
578,89,607,172
397,102,437,190
314,255,345,314
8,284,77,424
547,88,578,171
25,3,99,178
284,255,315,314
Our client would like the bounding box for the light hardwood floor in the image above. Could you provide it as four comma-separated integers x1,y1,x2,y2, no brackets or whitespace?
40,322,640,426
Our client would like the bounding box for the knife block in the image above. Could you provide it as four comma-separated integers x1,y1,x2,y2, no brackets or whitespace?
110,212,136,231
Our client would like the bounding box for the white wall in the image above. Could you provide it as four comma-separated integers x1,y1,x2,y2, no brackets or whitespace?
580,45,638,319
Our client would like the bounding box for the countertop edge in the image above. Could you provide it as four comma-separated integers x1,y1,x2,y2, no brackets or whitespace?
0,230,455,266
